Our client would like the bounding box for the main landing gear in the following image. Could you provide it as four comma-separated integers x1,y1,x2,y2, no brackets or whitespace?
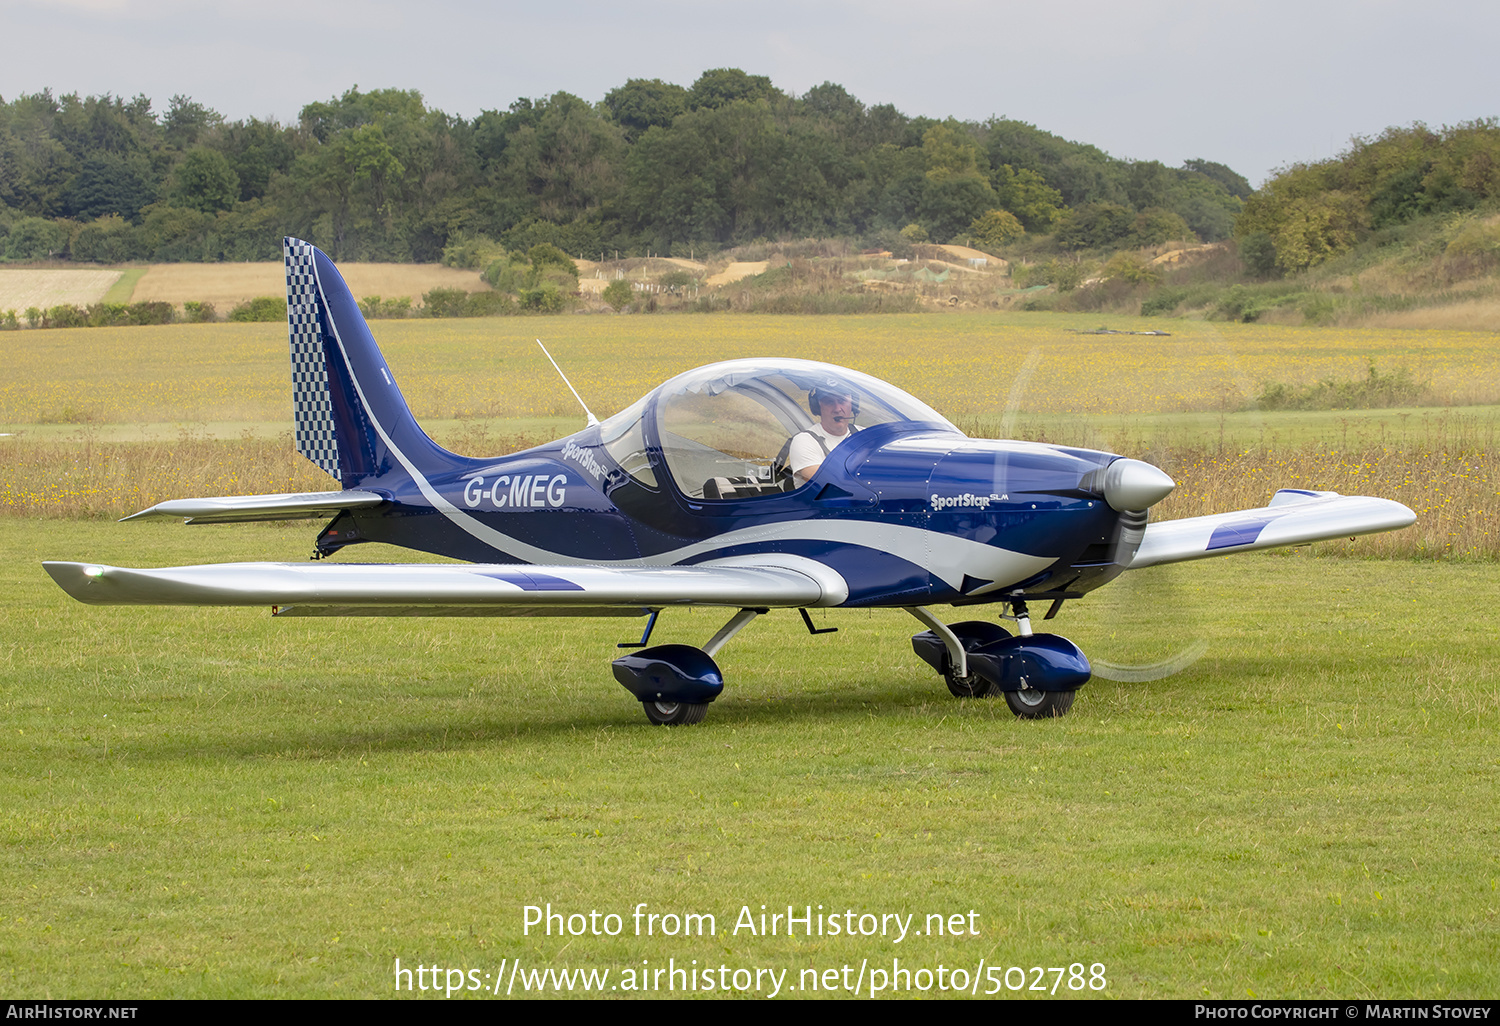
908,599,1090,719
610,608,763,726
612,599,1091,725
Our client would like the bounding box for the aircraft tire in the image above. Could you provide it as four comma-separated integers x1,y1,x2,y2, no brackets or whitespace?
642,700,709,726
1003,688,1075,719
945,671,996,699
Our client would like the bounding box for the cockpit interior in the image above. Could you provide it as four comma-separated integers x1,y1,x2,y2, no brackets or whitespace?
596,360,958,501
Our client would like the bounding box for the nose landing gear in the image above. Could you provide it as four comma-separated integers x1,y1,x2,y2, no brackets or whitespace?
909,600,1090,719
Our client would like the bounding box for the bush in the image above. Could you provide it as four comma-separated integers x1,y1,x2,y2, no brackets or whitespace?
421,288,471,318
1214,285,1260,322
602,279,633,311
464,290,515,316
416,288,514,317
658,269,697,292
1101,252,1160,286
31,302,173,328
518,284,566,312
1254,360,1429,410
1212,283,1315,323
1139,287,1192,316
1014,258,1095,292
500,217,602,260
1130,208,1193,247
43,305,88,328
527,243,579,276
228,297,286,322
139,204,215,262
359,295,414,319
483,254,530,292
125,301,175,325
1443,216,1500,276
1055,203,1133,250
183,301,217,323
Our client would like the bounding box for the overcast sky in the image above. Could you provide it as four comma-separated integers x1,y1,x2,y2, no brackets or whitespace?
2,0,1494,187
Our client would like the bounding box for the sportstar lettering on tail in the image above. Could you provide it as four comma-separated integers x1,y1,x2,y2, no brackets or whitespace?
42,238,1417,726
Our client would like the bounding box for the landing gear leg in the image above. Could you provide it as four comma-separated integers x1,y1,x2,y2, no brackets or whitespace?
998,595,1078,717
703,608,762,658
907,607,997,698
613,608,765,726
909,601,1089,717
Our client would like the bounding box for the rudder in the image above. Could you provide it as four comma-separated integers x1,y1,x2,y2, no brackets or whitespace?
283,237,460,487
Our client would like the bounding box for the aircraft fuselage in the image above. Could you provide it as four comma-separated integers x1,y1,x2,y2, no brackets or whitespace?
322,417,1131,609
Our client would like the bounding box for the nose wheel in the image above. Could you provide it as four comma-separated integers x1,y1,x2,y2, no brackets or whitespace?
909,604,1090,719
1003,687,1075,719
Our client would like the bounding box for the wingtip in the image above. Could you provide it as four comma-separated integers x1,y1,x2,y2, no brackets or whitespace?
42,561,105,600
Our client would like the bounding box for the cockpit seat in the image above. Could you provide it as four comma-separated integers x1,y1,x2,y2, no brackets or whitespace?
703,476,788,500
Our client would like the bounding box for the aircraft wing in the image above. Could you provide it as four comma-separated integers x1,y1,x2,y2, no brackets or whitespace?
41,556,845,618
1128,489,1415,570
120,490,386,524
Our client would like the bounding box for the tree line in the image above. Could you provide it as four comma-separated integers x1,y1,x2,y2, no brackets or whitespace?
0,70,1252,264
1236,121,1500,275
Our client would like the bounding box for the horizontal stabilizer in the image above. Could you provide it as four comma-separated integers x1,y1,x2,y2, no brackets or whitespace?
1129,490,1415,569
42,560,831,611
120,490,386,524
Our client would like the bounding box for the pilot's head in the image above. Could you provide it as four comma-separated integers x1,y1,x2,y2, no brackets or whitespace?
808,385,856,418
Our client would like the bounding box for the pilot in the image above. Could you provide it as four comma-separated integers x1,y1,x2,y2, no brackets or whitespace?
787,385,858,483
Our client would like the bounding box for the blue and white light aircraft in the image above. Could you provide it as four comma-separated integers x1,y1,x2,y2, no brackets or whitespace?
44,239,1416,724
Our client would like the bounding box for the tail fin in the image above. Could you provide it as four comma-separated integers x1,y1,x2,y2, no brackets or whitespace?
283,237,460,487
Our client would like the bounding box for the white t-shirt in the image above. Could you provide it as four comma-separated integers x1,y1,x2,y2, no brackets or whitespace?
787,423,855,477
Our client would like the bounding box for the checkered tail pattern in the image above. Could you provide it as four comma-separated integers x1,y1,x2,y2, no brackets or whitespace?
284,238,342,482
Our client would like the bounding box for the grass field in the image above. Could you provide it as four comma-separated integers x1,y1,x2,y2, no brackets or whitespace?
3,520,1497,998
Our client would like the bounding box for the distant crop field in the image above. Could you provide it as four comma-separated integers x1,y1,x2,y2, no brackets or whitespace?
1,312,1496,426
0,267,123,311
129,261,490,309
1,313,1495,557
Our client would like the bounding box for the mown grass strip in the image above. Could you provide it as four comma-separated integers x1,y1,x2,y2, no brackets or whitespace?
101,266,147,304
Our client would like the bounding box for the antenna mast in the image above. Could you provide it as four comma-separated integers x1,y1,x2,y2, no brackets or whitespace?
535,339,600,428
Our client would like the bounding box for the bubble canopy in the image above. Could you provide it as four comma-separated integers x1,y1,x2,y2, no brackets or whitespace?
597,359,961,499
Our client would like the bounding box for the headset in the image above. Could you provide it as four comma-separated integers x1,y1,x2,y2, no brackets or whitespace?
807,381,859,419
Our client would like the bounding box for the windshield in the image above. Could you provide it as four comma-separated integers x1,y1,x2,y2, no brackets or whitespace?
649,359,959,499
598,394,657,487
